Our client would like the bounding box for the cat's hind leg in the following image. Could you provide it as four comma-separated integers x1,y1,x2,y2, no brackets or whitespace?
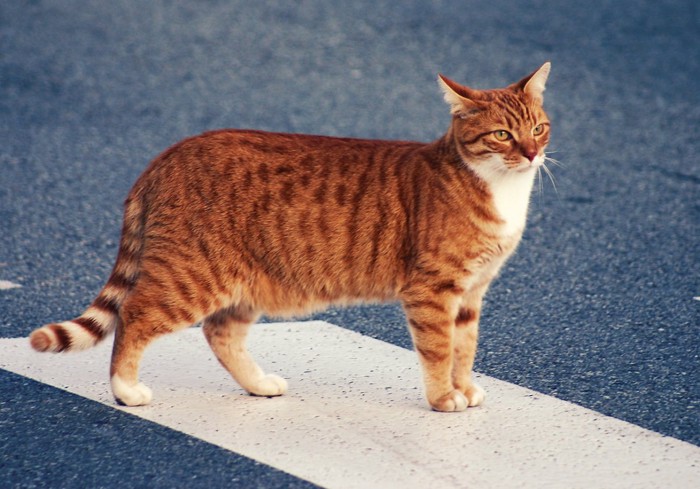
110,318,158,407
202,305,287,397
109,272,208,406
110,312,187,406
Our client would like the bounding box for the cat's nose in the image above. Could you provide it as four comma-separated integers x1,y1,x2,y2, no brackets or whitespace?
523,149,539,162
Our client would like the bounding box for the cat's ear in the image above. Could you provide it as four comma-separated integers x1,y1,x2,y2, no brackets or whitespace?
437,74,483,118
512,62,551,103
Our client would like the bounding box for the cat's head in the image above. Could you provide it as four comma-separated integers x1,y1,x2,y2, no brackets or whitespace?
438,63,551,178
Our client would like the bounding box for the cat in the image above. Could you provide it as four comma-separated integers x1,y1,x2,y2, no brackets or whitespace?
29,63,552,412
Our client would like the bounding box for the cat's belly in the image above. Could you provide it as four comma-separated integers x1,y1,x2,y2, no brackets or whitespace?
244,265,402,318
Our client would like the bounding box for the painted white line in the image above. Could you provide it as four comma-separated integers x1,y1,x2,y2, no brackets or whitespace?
1,321,698,488
0,280,21,290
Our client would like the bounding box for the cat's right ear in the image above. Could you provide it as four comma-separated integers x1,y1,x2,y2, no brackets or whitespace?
438,74,483,118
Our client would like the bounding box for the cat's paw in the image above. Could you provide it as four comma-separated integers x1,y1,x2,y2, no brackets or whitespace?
111,375,153,406
430,390,468,412
248,374,288,397
462,382,486,407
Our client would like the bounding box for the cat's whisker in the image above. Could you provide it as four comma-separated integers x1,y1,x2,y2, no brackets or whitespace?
545,159,564,169
538,166,544,196
541,162,559,194
544,154,565,168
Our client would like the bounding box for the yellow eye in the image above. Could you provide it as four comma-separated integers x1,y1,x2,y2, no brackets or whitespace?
533,124,545,136
494,130,512,141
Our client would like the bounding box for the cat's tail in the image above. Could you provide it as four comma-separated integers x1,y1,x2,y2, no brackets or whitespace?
29,194,147,353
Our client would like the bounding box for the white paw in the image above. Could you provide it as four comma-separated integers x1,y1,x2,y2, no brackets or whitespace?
431,390,468,412
248,374,288,397
111,375,153,406
465,382,486,407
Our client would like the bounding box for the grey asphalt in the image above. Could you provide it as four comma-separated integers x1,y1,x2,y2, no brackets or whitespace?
1,1,698,487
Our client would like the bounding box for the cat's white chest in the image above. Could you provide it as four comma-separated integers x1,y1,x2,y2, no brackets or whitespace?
483,169,537,235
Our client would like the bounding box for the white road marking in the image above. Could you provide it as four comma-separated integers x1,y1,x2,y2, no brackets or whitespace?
0,280,21,290
1,321,698,488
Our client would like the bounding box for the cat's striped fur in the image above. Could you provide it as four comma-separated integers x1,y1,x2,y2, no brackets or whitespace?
30,63,552,411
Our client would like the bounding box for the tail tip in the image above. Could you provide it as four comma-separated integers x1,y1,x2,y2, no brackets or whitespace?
29,329,52,352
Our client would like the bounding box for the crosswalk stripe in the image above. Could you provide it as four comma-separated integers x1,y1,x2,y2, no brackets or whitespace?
2,321,698,488
0,280,21,290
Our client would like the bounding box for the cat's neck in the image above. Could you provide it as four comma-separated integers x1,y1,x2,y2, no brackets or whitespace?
471,160,537,236
425,133,536,235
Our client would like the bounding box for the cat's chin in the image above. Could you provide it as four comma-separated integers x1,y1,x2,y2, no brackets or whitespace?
470,155,541,178
513,157,544,174
514,164,539,174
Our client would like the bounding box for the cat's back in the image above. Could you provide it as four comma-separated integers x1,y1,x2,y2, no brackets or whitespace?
131,129,422,202
128,129,428,310
133,128,426,207
151,129,421,171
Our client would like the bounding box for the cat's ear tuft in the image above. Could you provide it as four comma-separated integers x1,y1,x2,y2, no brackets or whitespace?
438,74,482,117
514,62,551,103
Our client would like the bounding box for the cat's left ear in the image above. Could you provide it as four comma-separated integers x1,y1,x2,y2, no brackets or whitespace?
512,62,551,103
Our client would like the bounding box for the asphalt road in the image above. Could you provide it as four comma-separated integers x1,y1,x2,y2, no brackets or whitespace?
1,1,698,487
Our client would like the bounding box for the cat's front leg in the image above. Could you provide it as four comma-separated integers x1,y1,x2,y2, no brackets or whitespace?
451,290,487,407
402,286,468,412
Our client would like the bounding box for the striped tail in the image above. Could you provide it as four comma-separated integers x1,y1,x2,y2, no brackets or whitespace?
29,194,146,353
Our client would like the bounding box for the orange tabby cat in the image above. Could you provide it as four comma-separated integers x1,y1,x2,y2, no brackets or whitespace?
29,63,552,412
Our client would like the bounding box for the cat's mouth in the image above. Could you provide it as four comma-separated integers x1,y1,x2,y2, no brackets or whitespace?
513,164,538,174
514,155,544,173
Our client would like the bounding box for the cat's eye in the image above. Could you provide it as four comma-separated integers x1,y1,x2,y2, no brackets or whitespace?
532,124,545,136
493,130,512,141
